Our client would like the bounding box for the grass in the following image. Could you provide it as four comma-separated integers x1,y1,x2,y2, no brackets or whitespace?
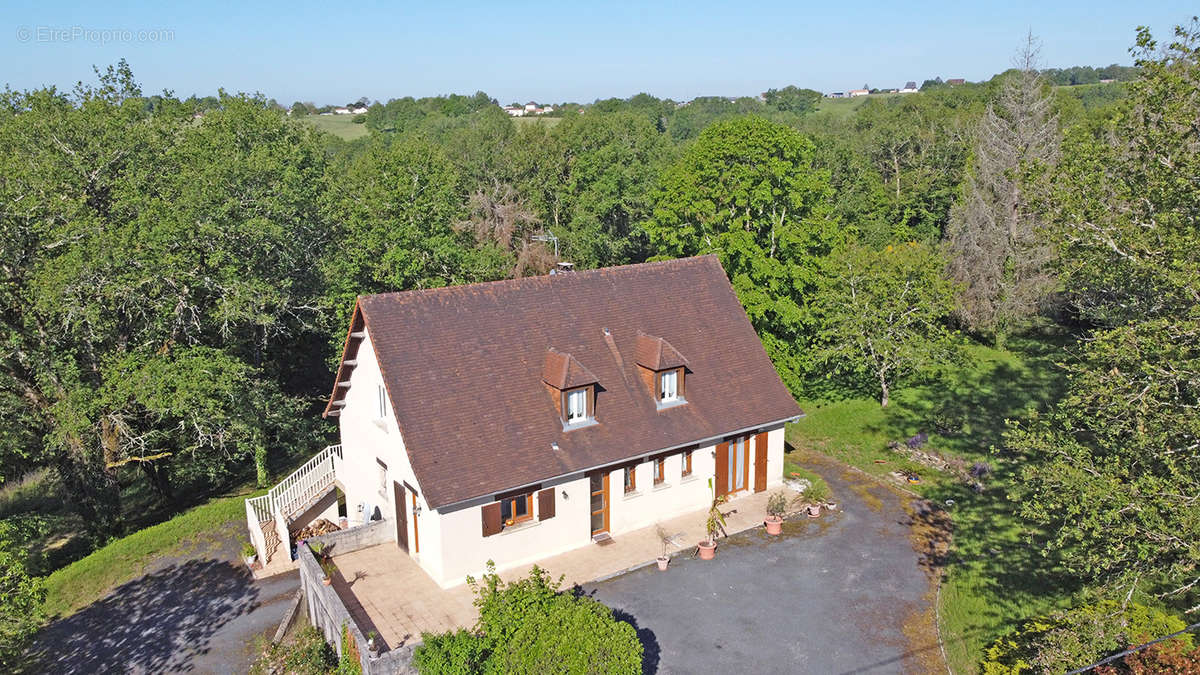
811,92,904,120
787,329,1078,674
298,114,370,140
41,488,263,619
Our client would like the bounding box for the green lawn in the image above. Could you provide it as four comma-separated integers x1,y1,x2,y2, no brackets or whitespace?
512,115,562,127
787,330,1077,673
41,488,263,619
298,113,370,140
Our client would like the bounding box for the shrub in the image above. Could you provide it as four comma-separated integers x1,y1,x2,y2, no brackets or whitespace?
412,629,487,674
249,625,336,675
1095,639,1200,674
0,545,45,669
413,563,643,674
981,600,1191,674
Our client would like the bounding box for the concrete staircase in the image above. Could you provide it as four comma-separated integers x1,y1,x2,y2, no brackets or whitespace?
246,445,342,563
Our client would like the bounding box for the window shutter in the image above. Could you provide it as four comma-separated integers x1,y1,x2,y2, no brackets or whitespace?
715,442,729,495
537,487,555,521
481,502,502,537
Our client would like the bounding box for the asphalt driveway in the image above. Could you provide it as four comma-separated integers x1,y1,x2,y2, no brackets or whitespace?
584,454,944,674
26,526,298,674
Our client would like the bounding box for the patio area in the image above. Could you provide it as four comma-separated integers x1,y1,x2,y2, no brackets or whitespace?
329,486,802,650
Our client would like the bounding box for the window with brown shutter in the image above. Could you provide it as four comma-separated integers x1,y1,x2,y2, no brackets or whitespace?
481,502,502,537
537,487,555,521
682,449,693,477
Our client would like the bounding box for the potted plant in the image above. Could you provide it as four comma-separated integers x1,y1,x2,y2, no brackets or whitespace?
320,558,336,585
804,481,830,517
241,540,258,567
697,495,728,560
367,630,379,656
655,526,670,571
764,491,788,535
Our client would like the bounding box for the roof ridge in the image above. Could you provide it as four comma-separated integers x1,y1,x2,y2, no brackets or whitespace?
357,255,720,304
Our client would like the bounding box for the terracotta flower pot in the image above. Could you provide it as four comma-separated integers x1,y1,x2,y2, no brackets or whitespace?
764,515,784,535
656,556,669,571
825,501,838,511
806,503,822,518
697,540,716,560
322,576,332,586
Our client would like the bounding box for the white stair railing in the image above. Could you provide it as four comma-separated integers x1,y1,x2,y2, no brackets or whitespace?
244,444,344,562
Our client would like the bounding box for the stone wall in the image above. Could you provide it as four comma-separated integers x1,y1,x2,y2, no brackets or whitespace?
307,517,392,556
298,542,415,674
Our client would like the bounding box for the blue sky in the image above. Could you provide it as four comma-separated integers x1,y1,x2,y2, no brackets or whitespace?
4,1,1195,105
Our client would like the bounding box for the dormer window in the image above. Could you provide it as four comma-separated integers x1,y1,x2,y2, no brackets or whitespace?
566,388,589,423
543,349,600,429
634,333,689,410
660,370,679,402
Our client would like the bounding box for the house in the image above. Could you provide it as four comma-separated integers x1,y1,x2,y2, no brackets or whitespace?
849,88,870,97
899,81,918,93
333,107,352,115
946,78,965,86
502,105,525,117
827,92,846,98
524,101,539,113
246,256,802,588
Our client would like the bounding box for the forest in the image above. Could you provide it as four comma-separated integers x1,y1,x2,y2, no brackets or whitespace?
1,18,1198,673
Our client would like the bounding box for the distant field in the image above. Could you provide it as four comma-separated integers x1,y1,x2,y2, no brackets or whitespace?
811,92,904,120
512,115,562,127
298,114,370,140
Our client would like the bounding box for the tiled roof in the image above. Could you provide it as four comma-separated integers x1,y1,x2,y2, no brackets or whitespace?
542,349,600,389
633,333,688,370
336,255,803,509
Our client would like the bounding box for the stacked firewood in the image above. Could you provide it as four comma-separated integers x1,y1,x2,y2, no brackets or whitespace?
292,519,340,543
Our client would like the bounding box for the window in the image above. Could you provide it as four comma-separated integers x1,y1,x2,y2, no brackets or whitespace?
653,457,665,485
566,388,588,423
659,370,678,402
376,459,387,496
500,493,533,528
681,450,693,477
377,384,389,418
623,465,636,493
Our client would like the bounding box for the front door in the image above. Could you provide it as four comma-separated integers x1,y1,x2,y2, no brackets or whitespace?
589,472,610,536
715,436,751,498
393,481,408,552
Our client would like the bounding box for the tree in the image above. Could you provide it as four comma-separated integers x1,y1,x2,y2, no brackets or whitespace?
1047,20,1200,327
813,241,960,406
0,66,329,533
0,543,45,668
762,86,823,115
644,116,841,393
945,34,1060,347
1012,20,1200,611
1009,319,1200,606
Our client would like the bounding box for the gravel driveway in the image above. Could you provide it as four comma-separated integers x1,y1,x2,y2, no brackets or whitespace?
584,454,944,674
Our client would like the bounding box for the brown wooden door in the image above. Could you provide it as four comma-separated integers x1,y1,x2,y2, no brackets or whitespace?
589,472,609,535
393,481,408,552
715,441,730,497
753,432,768,493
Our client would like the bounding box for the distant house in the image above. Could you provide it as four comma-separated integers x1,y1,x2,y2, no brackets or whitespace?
946,78,966,86
1099,78,1116,84
849,89,870,97
524,101,539,113
503,105,525,117
333,107,352,115
899,81,918,94
827,92,846,99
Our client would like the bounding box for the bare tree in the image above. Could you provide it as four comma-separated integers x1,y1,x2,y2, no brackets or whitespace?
945,32,1060,347
456,182,556,277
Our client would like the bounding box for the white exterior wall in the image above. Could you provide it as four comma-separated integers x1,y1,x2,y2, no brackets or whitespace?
422,423,788,588
433,474,592,587
336,329,443,583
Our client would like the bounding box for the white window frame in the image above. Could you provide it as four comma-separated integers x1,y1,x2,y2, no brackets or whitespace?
660,370,678,402
566,388,588,423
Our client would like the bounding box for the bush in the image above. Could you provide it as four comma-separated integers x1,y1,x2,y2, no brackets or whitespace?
981,600,1191,674
1096,639,1200,674
413,563,643,674
249,625,336,675
0,545,45,669
413,629,487,674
